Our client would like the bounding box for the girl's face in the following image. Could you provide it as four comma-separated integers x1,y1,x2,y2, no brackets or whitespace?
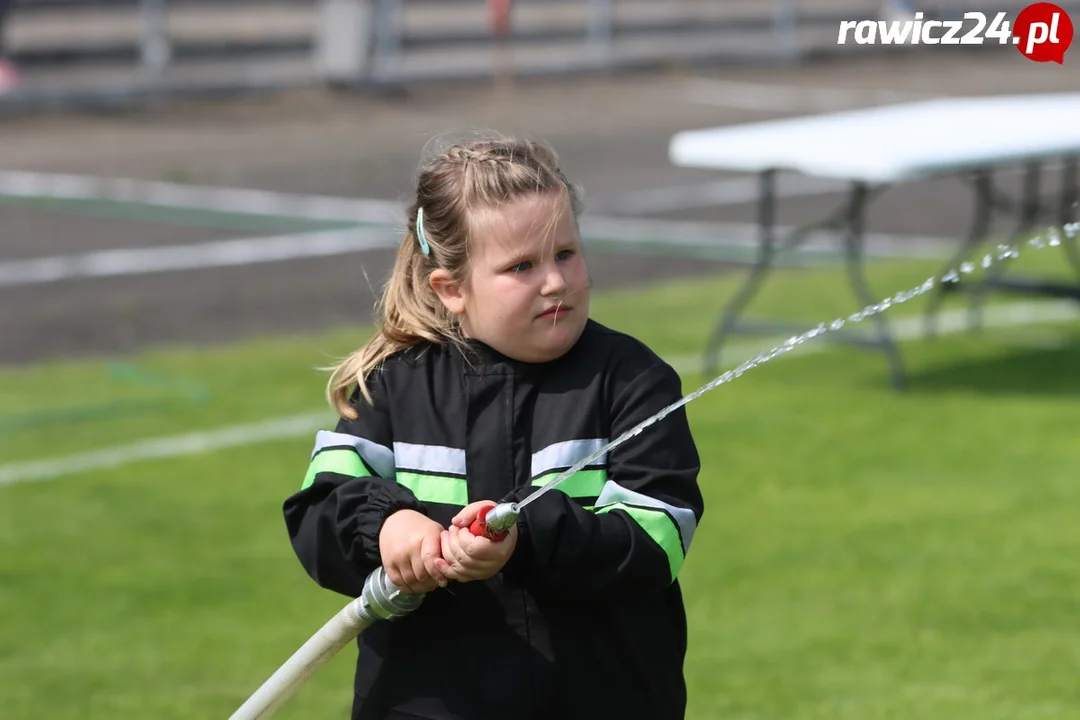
432,191,590,363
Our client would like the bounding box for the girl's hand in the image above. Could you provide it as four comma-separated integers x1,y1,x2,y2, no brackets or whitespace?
440,501,519,583
379,509,453,594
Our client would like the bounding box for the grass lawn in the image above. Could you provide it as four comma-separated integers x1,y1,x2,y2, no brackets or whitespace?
1,246,1079,719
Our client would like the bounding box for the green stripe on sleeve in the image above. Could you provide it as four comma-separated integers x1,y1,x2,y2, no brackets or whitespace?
301,449,369,490
396,472,468,506
531,468,606,498
596,502,685,581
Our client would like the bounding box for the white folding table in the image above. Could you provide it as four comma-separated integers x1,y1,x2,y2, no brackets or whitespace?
668,93,1080,389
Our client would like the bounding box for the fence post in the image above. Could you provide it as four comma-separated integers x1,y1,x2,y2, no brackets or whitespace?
315,0,377,86
139,0,171,82
371,0,403,79
771,0,797,59
586,0,614,66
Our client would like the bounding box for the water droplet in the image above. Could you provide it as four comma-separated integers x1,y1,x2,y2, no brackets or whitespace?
1029,236,1045,248
960,262,975,274
942,269,960,283
1065,223,1079,238
981,254,992,268
830,319,844,331
1049,234,1061,247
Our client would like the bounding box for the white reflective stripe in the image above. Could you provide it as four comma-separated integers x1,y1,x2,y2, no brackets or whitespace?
530,438,608,478
595,481,697,553
393,442,467,477
311,430,395,479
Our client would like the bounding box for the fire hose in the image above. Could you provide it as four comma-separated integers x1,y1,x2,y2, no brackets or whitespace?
227,498,531,719
227,508,518,720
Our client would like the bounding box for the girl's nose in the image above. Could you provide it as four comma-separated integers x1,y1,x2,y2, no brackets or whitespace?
542,265,567,295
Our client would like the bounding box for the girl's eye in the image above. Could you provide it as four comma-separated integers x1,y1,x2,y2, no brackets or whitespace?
509,261,532,272
555,249,575,261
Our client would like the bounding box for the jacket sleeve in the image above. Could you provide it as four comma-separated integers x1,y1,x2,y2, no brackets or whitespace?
501,361,704,600
282,370,424,598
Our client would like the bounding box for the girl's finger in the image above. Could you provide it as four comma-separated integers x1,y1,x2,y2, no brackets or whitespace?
420,533,449,588
433,557,453,578
451,500,495,528
396,562,420,595
385,563,405,589
446,527,485,578
440,528,466,576
410,552,433,592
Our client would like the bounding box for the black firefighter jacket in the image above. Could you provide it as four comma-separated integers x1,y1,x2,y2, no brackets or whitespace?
283,319,705,720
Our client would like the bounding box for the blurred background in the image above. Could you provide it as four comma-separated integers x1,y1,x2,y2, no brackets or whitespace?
3,2,1080,719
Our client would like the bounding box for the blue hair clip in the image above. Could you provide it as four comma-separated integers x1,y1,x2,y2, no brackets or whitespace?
415,207,432,256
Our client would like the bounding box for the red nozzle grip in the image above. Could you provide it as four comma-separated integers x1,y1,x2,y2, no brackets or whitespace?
469,505,509,541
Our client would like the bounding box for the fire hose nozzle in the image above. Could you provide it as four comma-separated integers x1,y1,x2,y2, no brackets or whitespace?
469,501,519,541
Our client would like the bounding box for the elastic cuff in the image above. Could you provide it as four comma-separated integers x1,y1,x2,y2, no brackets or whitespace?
354,485,427,568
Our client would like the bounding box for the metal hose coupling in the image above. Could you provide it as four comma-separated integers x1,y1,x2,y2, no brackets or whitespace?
353,566,425,625
484,502,520,534
469,501,520,540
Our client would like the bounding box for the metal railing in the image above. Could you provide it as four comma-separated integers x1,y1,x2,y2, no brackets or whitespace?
3,0,1072,112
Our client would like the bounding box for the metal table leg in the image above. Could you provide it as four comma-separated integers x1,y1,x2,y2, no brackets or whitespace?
701,173,906,389
703,169,778,375
844,182,906,390
929,158,1080,322
968,161,1043,330
1059,157,1080,281
924,170,995,337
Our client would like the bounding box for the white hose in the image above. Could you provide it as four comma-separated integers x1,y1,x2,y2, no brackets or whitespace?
228,596,366,720
228,568,423,720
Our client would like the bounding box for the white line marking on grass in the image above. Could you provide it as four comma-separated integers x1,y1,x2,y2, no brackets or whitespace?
0,214,953,289
0,227,399,287
0,216,952,288
1,302,1075,488
0,171,403,224
1,171,956,272
0,413,332,487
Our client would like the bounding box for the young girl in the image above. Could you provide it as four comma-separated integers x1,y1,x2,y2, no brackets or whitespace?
284,137,705,720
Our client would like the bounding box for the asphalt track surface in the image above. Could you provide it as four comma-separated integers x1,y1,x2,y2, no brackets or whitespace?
2,51,1078,366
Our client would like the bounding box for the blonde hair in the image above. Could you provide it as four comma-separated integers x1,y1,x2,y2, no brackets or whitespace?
327,136,584,419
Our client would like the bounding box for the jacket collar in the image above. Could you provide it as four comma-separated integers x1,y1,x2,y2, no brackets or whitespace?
460,338,552,377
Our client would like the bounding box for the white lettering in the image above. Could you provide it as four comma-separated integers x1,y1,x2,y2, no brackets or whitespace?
939,19,963,44
921,20,942,44
911,11,924,44
878,20,913,43
837,20,858,44
855,20,878,44
1027,21,1049,54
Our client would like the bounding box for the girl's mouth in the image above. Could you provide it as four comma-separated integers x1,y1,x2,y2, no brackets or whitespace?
538,306,572,319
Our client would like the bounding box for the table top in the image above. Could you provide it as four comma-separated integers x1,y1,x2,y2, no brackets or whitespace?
668,93,1080,183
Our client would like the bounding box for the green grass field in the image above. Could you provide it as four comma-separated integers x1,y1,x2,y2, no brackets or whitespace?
2,246,1080,720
